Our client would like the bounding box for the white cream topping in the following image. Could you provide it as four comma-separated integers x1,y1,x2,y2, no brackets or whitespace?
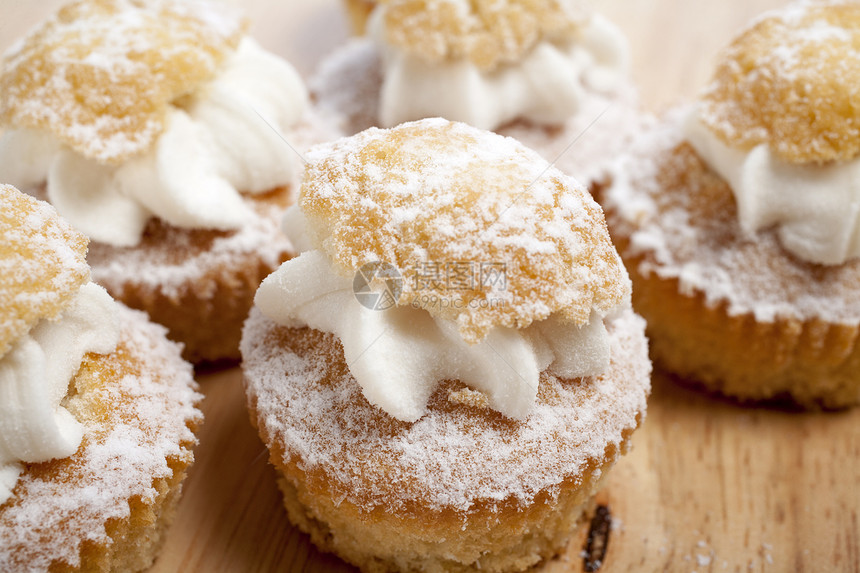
369,8,628,130
0,283,119,504
0,38,308,247
254,206,616,423
684,107,860,266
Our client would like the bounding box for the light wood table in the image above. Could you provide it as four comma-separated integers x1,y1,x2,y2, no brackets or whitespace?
148,2,860,572
3,1,858,571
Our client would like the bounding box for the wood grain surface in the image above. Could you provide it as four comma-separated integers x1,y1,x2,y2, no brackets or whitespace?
3,0,858,572
146,2,859,572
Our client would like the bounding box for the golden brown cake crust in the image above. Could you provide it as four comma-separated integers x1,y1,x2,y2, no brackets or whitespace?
615,267,860,408
0,0,246,164
241,308,650,571
309,37,643,185
699,1,860,164
381,0,590,71
0,184,89,358
601,112,860,407
87,185,293,364
274,462,604,573
0,304,202,572
300,119,630,343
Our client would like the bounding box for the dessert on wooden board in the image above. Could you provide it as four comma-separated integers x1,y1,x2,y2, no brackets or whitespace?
314,0,645,185
0,0,331,363
0,184,202,572
241,118,652,572
3,0,858,571
600,0,860,408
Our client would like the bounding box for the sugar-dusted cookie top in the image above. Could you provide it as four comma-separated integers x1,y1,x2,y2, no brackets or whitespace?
381,0,591,71
699,1,860,164
0,0,246,164
299,118,629,343
0,185,90,358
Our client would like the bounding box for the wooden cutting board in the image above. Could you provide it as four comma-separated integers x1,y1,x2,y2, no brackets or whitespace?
151,369,860,573
149,1,859,571
3,0,856,571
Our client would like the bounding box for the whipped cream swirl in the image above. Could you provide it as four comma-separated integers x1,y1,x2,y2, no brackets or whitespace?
0,38,308,247
255,206,618,423
684,107,860,265
0,283,119,504
369,8,628,130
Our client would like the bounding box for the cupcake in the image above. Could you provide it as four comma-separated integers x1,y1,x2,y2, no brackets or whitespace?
0,184,201,571
312,0,642,185
241,119,651,571
601,1,860,408
0,0,322,363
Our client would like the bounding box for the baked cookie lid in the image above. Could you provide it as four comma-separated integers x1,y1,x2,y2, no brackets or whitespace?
299,118,629,344
0,184,89,358
699,0,860,164
380,0,592,71
0,0,246,164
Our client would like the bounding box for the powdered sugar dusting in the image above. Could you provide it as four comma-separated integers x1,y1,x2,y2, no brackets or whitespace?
380,0,591,71
0,304,201,570
0,185,89,358
0,0,246,163
698,0,860,163
242,308,650,513
84,113,337,300
501,86,650,185
88,197,290,300
310,37,648,184
604,109,860,324
300,118,630,342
